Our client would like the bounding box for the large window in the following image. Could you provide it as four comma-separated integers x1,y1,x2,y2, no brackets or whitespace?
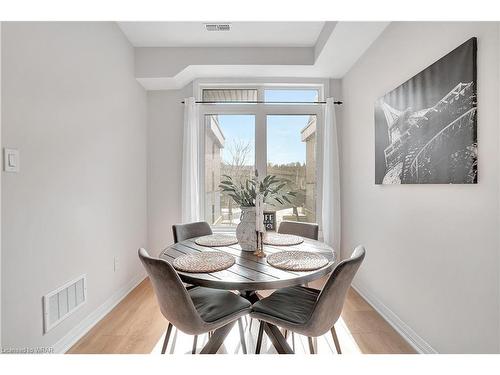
200,84,323,231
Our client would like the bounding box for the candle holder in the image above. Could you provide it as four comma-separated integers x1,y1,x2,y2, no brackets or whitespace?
253,231,266,258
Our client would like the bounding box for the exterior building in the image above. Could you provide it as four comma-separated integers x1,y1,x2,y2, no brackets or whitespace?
204,115,225,225
300,116,317,222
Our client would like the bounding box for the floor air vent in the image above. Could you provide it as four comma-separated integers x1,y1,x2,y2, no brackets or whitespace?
43,275,87,333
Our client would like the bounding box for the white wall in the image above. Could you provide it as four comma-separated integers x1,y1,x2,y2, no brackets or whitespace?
147,85,192,254
136,47,314,78
0,21,3,348
1,22,148,350
340,22,499,353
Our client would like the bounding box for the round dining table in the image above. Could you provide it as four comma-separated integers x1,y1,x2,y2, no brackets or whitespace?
159,235,337,354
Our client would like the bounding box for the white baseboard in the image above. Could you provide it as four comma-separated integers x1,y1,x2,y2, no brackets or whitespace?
52,273,147,353
352,283,438,354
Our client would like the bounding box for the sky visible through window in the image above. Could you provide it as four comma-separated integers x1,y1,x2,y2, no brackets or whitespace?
217,90,317,166
264,89,318,103
218,115,255,166
267,115,310,165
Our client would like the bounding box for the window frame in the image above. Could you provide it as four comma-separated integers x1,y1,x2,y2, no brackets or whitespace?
195,79,327,233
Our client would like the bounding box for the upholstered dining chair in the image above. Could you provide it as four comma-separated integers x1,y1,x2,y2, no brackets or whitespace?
278,221,319,240
278,221,319,297
138,248,251,354
172,221,213,244
251,246,366,354
171,221,251,353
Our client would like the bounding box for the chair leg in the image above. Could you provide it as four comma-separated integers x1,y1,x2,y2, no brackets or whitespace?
161,323,173,354
331,326,342,354
249,318,253,332
200,321,236,354
237,318,247,354
308,337,316,354
255,321,265,354
291,332,295,352
192,335,198,354
284,329,288,339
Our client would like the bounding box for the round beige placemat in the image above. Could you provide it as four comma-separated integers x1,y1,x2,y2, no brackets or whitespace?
173,251,235,273
267,251,328,271
263,232,304,246
195,234,238,247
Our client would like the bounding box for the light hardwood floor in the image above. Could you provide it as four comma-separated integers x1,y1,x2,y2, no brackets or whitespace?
68,277,416,354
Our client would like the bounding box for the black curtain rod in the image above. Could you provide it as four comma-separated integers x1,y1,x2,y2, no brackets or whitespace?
181,100,343,105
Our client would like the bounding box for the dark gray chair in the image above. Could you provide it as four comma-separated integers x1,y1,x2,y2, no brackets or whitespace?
172,221,213,350
251,246,366,354
278,221,319,240
139,248,251,354
279,221,318,294
172,221,212,243
171,220,250,353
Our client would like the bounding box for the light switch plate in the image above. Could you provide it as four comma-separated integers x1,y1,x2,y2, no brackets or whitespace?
3,148,19,173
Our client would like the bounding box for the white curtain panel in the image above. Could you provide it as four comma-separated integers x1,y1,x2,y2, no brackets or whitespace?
181,97,201,223
321,98,341,250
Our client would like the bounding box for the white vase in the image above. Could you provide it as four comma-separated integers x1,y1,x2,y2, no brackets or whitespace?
236,206,257,252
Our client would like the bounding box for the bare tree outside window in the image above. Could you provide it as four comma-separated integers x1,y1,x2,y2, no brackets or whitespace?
222,139,253,224
204,114,255,227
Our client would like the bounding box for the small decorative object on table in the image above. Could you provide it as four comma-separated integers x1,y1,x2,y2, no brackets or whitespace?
219,170,297,252
254,193,266,258
263,211,276,231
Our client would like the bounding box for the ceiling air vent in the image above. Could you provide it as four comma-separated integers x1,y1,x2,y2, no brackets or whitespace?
205,23,231,32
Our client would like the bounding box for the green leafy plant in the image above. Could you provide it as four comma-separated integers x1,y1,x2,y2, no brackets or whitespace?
219,174,297,207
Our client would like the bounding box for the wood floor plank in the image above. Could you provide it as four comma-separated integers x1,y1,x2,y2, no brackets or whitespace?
344,288,373,312
341,310,397,334
351,331,415,354
68,277,416,354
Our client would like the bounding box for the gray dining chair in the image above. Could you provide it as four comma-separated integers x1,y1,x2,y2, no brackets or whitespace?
172,221,212,244
278,221,319,240
279,221,318,295
138,248,252,354
251,220,319,342
172,221,214,350
251,246,366,354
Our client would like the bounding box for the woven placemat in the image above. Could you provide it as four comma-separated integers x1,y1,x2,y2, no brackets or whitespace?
263,233,304,246
195,234,238,247
173,251,235,273
267,251,328,271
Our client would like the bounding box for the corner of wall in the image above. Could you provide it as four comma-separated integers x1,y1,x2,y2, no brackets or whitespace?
0,20,3,349
497,21,500,354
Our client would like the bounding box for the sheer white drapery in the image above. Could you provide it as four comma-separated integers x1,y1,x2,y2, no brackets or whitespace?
181,97,201,223
321,98,341,250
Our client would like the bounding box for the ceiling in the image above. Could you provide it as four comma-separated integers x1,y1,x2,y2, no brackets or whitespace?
119,21,390,90
118,21,325,47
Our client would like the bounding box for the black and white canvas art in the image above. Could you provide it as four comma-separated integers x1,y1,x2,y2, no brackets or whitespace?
375,37,477,184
